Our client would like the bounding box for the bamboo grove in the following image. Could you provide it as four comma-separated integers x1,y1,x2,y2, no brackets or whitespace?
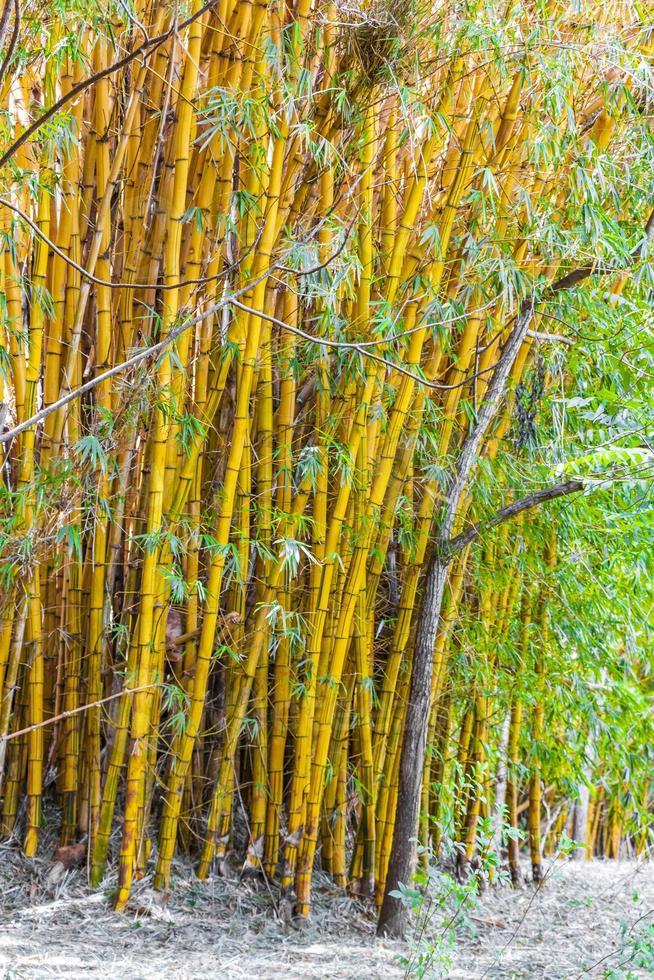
0,0,653,931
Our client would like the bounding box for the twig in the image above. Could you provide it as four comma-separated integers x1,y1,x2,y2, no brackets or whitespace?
478,854,562,980
0,266,272,446
0,0,222,171
0,0,19,89
0,684,157,744
575,906,654,977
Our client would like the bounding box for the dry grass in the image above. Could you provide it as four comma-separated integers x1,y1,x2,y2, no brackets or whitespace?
0,815,403,979
0,815,652,980
448,859,654,979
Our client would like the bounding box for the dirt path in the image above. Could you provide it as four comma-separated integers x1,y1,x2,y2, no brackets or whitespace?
0,850,652,978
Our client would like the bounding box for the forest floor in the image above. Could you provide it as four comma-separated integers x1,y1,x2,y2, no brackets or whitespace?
0,838,653,979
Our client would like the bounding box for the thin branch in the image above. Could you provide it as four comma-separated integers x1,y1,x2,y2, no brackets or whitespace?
0,0,19,89
275,211,359,276
527,329,574,345
0,267,272,445
0,0,221,171
0,684,157,744
447,479,585,555
550,205,654,294
0,195,262,291
229,297,501,391
0,189,351,291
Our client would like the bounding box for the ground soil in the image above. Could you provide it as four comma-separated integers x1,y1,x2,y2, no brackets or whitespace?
0,843,652,978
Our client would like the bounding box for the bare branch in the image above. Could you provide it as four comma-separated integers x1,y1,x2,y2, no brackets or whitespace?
447,479,585,555
0,0,19,89
0,685,157,745
0,0,220,171
527,329,574,345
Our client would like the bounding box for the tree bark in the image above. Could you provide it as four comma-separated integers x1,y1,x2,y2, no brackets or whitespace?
377,303,535,937
377,556,449,937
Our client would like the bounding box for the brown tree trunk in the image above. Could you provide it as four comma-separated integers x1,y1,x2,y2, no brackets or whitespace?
377,303,535,938
377,557,449,938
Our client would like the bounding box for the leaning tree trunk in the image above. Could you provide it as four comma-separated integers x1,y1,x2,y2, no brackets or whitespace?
377,556,450,938
375,272,608,935
377,300,536,938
